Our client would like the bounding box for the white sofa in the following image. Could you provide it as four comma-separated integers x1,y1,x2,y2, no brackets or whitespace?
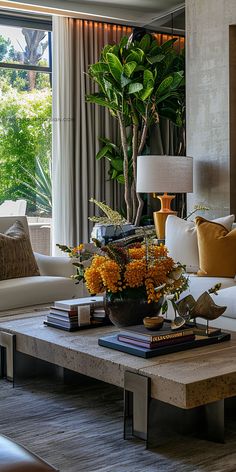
0,216,82,312
165,215,236,331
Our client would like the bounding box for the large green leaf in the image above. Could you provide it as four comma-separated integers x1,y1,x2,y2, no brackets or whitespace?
119,35,128,53
135,65,145,72
156,76,173,95
156,91,179,104
122,99,130,117
96,145,111,160
86,93,118,111
110,45,120,56
110,158,124,172
143,70,154,88
149,44,161,55
117,175,125,184
106,53,123,83
123,61,137,77
100,44,113,61
111,169,118,179
121,73,132,88
99,137,119,152
89,62,109,75
146,54,165,64
169,71,184,90
139,70,154,100
128,82,143,94
126,48,144,64
161,38,178,51
139,34,151,52
103,78,113,90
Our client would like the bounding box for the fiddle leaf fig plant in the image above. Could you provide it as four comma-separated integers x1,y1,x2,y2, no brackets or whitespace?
86,34,184,225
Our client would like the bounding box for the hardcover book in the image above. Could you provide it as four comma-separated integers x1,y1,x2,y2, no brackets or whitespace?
119,323,194,343
117,333,195,349
54,296,104,310
47,314,78,324
50,308,78,317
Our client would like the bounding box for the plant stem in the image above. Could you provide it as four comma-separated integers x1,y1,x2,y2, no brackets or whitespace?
134,106,149,226
117,112,132,223
131,123,139,223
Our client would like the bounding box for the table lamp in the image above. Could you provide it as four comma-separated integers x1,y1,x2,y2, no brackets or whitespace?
136,155,193,239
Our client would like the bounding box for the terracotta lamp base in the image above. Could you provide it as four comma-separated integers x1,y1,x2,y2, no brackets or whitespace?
153,193,177,239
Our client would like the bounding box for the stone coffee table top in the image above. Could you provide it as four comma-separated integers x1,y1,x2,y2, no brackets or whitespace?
0,312,236,410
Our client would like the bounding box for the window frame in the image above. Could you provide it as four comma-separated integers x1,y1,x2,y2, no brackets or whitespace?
0,12,52,74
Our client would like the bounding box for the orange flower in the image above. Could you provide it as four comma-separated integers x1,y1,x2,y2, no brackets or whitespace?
84,266,103,294
124,260,146,288
99,260,121,293
128,247,145,259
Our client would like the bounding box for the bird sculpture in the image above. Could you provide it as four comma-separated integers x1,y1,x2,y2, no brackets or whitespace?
177,292,226,321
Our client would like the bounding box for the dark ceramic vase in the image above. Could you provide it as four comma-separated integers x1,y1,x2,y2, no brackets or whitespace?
105,289,163,328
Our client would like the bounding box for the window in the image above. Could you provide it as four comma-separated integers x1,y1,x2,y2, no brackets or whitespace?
0,13,52,218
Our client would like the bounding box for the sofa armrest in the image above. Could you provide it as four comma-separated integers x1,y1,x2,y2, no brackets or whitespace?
34,252,75,277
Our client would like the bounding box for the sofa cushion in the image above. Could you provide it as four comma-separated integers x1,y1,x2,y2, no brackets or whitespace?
210,286,236,320
0,220,39,281
174,274,236,323
165,214,235,273
0,276,82,311
181,273,236,300
196,217,236,277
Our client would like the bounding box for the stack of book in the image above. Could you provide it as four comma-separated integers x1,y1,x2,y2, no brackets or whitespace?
117,324,195,350
91,307,107,324
46,306,79,330
45,296,104,331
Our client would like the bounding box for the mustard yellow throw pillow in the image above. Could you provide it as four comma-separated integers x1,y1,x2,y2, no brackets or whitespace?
196,216,236,277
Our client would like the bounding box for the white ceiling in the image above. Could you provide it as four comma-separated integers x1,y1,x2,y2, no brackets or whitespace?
0,0,184,28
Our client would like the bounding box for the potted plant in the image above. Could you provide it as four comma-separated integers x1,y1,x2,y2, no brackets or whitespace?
86,34,185,225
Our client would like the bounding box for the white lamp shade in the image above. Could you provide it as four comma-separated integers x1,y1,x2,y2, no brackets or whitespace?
136,155,193,193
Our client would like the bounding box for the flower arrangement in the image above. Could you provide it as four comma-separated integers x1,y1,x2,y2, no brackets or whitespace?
57,199,188,312
57,238,188,305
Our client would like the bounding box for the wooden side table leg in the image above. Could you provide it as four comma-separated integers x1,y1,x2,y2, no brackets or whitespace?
0,332,15,383
205,399,224,443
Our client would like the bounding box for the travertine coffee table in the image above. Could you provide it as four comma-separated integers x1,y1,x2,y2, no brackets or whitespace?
0,311,236,447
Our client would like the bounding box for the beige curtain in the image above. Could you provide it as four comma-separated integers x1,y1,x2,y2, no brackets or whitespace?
52,17,131,250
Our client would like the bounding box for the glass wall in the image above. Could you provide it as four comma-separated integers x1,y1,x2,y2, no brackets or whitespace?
0,16,52,218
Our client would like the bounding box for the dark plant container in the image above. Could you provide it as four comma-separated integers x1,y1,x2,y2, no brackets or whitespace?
105,289,163,328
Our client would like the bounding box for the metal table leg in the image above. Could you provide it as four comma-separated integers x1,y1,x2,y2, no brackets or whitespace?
205,399,224,443
0,332,15,383
124,371,150,447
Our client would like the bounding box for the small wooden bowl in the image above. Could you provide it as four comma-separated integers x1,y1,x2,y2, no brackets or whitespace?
143,316,164,330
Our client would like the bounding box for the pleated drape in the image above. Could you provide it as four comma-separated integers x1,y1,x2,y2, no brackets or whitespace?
52,17,131,250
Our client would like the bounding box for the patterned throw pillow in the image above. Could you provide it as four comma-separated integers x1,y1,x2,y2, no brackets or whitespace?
0,220,40,280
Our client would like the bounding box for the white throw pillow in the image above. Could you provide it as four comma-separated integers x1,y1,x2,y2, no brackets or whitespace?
165,214,235,273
